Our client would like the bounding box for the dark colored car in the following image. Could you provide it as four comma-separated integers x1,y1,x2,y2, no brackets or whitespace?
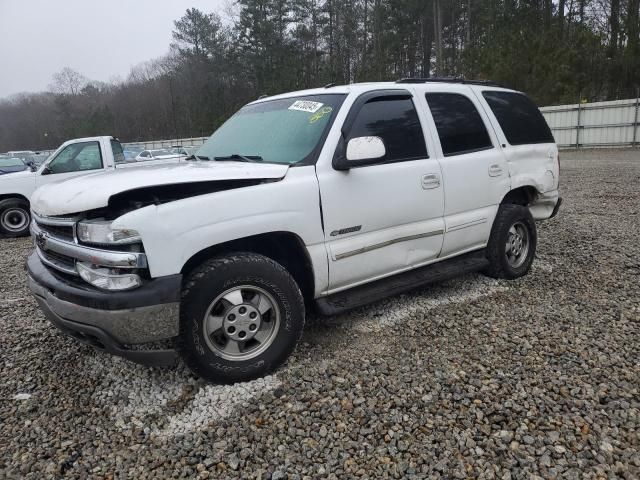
0,156,32,175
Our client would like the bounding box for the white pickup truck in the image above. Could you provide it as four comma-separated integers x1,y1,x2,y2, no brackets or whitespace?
0,136,183,237
27,80,561,383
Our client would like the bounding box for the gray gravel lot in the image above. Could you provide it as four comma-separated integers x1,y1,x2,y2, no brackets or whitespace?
1,149,639,479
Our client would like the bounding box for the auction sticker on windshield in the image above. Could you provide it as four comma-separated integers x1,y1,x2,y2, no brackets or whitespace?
288,100,324,113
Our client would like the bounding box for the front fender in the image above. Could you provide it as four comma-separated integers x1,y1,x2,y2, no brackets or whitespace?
113,167,328,293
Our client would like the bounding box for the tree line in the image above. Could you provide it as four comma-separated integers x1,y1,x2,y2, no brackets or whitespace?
1,0,638,151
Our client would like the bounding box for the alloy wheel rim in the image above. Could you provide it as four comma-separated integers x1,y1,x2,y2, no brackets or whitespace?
202,285,281,361
505,221,530,268
1,208,29,232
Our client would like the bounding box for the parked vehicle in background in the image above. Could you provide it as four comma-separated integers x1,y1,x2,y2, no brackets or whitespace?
26,80,561,383
0,136,183,237
0,156,32,174
123,144,144,162
31,153,50,166
7,150,36,159
170,145,196,156
135,148,183,162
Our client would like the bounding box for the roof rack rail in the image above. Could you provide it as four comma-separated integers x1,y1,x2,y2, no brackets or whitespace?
396,77,504,87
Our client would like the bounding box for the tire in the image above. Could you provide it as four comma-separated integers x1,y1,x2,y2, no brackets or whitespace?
178,252,305,383
484,204,537,279
0,198,31,237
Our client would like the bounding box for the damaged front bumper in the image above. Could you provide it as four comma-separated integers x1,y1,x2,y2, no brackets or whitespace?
27,252,181,366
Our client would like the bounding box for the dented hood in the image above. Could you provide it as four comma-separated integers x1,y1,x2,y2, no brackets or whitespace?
31,161,289,216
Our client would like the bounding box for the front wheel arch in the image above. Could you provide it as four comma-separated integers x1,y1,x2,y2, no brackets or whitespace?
180,231,316,305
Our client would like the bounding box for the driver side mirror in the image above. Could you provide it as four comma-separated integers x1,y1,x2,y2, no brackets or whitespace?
346,136,386,161
333,136,386,170
41,165,52,175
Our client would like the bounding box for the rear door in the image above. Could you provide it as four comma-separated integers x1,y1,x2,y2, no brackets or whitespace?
316,89,445,292
418,86,511,257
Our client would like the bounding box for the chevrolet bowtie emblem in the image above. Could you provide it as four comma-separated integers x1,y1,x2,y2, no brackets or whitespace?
36,231,47,250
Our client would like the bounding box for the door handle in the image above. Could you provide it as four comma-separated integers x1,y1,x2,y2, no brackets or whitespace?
421,173,441,189
488,164,503,177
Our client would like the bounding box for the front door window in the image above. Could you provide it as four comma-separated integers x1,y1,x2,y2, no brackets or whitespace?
46,141,103,174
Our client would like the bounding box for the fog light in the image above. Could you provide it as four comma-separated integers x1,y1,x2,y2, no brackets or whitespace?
77,262,142,291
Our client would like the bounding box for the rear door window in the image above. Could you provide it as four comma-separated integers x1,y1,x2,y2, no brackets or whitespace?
111,140,125,163
347,96,428,163
482,91,554,145
425,93,493,156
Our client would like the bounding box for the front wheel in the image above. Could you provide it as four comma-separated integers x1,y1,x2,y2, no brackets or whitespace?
484,204,537,279
178,253,305,383
0,198,31,237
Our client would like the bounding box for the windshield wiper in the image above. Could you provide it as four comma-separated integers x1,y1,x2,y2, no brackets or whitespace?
185,154,211,161
214,154,263,163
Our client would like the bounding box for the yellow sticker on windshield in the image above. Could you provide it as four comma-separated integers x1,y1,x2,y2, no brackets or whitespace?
309,106,333,124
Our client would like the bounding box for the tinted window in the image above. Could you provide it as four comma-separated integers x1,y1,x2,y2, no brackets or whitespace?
47,141,103,174
482,91,554,145
426,93,493,156
347,96,427,162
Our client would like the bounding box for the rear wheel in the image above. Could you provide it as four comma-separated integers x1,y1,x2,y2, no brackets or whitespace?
178,252,305,383
484,204,537,279
0,198,31,237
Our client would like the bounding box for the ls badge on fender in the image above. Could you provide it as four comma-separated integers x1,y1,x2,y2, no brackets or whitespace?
330,225,362,237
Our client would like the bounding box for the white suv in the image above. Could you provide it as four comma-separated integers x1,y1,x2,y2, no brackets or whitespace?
27,80,561,383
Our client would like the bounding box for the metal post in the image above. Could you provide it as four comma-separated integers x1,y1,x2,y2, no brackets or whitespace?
575,99,581,149
633,88,639,147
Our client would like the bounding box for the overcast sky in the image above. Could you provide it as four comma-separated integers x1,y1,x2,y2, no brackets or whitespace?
0,0,228,99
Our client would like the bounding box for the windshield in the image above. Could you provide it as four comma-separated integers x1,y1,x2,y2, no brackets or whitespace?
197,94,346,165
0,157,25,168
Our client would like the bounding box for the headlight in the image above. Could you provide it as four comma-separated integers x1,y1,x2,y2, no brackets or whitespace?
77,220,141,245
77,262,142,291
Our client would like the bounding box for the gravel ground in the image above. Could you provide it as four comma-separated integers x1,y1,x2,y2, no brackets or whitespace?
1,149,639,479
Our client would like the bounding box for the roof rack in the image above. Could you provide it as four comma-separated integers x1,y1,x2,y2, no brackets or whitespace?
396,77,504,87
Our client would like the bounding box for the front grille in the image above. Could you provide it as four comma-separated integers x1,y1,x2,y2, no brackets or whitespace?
37,223,74,242
37,247,77,275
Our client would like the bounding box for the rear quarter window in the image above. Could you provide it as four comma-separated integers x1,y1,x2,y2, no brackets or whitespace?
482,91,554,145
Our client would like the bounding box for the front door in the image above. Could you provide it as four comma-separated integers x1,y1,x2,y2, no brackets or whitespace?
36,140,105,189
316,90,445,292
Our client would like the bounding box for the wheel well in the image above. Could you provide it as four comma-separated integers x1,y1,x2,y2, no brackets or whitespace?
501,186,538,206
0,194,30,205
181,232,315,304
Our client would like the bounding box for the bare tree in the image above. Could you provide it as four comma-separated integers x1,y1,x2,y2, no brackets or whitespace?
49,67,88,96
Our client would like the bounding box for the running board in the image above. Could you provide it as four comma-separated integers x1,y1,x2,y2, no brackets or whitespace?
315,250,489,316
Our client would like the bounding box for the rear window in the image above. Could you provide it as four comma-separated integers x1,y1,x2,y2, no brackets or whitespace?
482,91,554,145
425,93,493,156
111,140,125,163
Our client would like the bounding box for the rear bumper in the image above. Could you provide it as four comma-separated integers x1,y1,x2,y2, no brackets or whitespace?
27,252,181,366
530,190,562,220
